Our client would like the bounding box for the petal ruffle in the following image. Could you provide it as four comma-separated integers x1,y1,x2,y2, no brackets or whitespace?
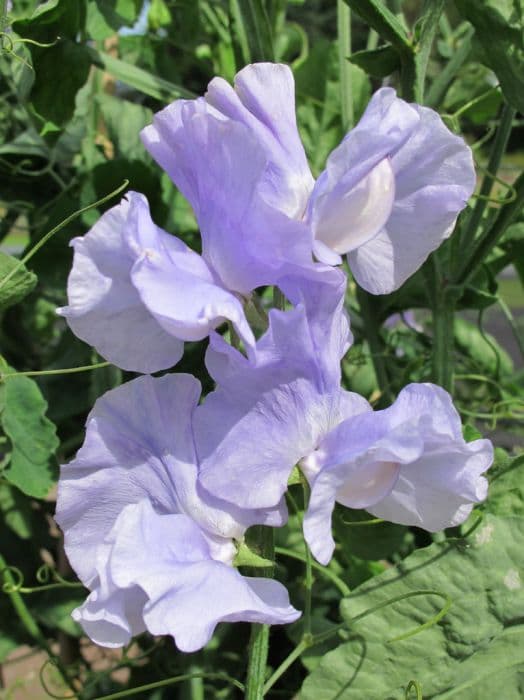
56,373,248,586
206,62,314,218
75,500,300,652
57,192,184,374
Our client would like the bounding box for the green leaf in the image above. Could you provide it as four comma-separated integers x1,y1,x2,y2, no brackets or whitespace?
0,252,37,312
486,452,524,517
302,514,524,699
454,0,524,112
96,94,152,161
344,0,412,54
0,369,59,498
228,0,274,64
86,0,141,39
333,506,411,561
31,589,85,636
0,483,34,539
348,45,400,78
87,46,194,102
29,41,91,129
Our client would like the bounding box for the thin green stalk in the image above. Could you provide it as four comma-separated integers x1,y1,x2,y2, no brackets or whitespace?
302,482,313,635
455,103,516,279
0,180,129,293
93,673,244,700
356,286,391,403
457,169,524,287
337,0,353,130
1,361,110,380
426,27,473,108
245,526,275,699
424,257,454,391
1,0,7,34
275,547,350,597
497,296,524,361
262,637,310,694
0,554,77,697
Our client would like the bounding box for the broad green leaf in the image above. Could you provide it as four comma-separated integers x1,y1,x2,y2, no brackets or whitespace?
302,514,524,699
486,451,524,517
0,370,59,498
0,251,37,312
349,45,400,77
455,0,524,112
29,41,91,129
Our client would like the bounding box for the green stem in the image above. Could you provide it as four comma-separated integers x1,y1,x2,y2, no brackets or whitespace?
455,103,516,279
424,258,454,391
0,554,77,697
337,0,353,130
457,169,524,287
262,637,310,695
1,361,111,380
275,547,350,597
245,526,275,699
92,673,244,700
426,27,473,108
302,482,313,635
0,180,129,293
356,286,391,403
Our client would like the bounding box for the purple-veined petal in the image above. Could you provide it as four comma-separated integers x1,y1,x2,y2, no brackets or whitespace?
57,192,184,374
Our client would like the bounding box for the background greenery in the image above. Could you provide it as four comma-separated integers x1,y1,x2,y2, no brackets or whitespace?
0,0,523,698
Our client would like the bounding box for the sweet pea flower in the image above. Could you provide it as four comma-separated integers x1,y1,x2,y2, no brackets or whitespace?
144,63,475,295
302,383,493,564
197,294,492,565
57,191,256,373
55,374,299,652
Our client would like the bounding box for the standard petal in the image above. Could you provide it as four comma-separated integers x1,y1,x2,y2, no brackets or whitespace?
308,88,419,257
197,290,354,511
55,374,248,587
206,63,314,218
143,104,312,294
57,192,184,373
348,104,475,294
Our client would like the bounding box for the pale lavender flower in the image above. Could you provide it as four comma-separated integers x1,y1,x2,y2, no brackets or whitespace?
197,301,492,565
144,63,475,295
55,374,299,652
57,191,255,373
302,383,493,564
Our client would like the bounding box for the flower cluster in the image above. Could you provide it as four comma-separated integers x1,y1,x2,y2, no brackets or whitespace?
55,63,493,652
